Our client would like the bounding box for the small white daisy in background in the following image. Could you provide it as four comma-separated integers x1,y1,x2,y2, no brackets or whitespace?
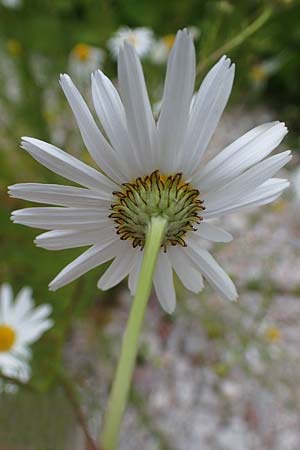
1,0,22,9
108,26,154,59
0,283,53,387
250,56,283,90
69,43,105,84
151,27,199,64
150,33,176,64
10,29,291,313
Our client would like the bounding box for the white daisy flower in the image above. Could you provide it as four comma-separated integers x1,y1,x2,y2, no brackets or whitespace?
0,283,53,383
69,43,105,83
9,29,291,313
108,26,154,59
150,34,175,64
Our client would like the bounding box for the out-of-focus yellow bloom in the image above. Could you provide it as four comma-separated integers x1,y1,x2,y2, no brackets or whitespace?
162,34,176,50
151,28,199,65
271,198,286,213
72,43,92,62
69,44,104,84
264,326,281,343
0,325,16,352
250,64,267,83
6,39,22,56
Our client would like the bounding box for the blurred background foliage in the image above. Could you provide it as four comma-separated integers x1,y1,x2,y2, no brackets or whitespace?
0,0,300,447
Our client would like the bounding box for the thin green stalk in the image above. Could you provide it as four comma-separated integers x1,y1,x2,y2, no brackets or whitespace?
100,216,167,450
196,7,272,76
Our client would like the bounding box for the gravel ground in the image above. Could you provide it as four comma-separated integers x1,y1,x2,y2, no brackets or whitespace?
63,106,300,450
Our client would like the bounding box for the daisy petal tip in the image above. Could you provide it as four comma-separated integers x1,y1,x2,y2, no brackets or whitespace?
96,279,107,291
33,238,40,247
162,304,176,315
48,282,57,292
224,233,234,243
224,285,238,302
7,185,14,196
283,179,290,189
59,73,70,82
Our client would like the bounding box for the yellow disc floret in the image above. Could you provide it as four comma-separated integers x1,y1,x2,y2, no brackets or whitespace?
162,34,176,50
0,324,16,352
72,43,92,61
110,170,205,250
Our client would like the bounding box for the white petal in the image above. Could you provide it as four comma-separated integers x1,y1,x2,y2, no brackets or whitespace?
9,183,111,208
181,56,235,176
12,207,111,230
0,284,13,322
203,151,291,211
0,353,30,381
49,238,120,291
186,247,237,301
35,228,113,250
187,222,233,243
91,70,138,178
118,42,157,173
128,250,143,295
19,319,53,345
194,121,288,190
157,29,196,172
168,246,203,293
24,304,52,323
21,137,117,196
203,178,289,218
59,74,126,183
97,244,136,290
153,252,176,313
12,344,32,360
12,287,34,325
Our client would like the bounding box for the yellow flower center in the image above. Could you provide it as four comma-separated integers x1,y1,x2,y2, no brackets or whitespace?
110,170,205,250
162,34,176,50
126,33,138,46
0,324,16,352
250,64,267,82
6,39,22,56
264,326,281,343
72,43,91,61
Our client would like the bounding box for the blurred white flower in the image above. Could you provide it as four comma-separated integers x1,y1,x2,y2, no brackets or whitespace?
221,379,241,399
69,44,104,83
0,284,53,386
108,26,154,59
1,0,22,8
150,34,176,64
151,28,199,64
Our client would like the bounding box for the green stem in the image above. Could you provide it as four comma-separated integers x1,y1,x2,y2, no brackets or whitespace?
100,216,167,450
196,7,272,76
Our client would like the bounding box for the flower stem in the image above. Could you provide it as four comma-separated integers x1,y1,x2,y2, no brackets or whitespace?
196,7,272,76
100,216,167,450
